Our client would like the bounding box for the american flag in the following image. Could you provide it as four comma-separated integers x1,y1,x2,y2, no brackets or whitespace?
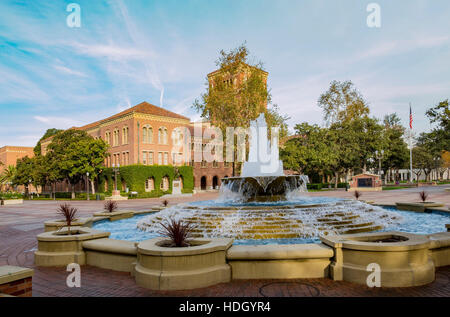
409,104,413,129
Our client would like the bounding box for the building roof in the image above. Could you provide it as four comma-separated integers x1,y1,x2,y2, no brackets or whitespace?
78,101,190,131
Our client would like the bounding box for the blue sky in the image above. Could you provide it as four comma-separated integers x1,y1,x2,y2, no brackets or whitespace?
0,0,449,146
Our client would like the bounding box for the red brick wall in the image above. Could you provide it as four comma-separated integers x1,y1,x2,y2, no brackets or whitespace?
0,277,32,297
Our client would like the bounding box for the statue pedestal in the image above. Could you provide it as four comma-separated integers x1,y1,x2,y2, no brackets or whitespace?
172,180,182,195
106,190,128,201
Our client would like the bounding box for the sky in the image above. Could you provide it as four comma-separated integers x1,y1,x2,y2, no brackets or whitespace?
0,0,449,147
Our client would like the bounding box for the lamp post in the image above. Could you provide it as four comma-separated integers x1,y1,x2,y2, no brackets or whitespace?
28,179,32,199
86,172,90,201
375,150,384,183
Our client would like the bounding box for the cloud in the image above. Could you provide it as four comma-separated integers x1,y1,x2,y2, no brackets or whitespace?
355,35,449,61
33,116,82,128
70,42,153,62
53,65,87,77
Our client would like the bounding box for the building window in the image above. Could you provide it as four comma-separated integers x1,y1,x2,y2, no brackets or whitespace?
201,160,207,168
158,152,163,165
143,125,153,144
113,129,120,146
158,127,168,144
213,160,218,168
145,178,154,192
160,176,169,191
143,151,147,165
163,152,168,165
148,151,153,165
122,126,129,144
105,131,111,145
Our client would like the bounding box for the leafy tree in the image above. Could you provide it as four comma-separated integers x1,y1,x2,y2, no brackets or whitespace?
425,99,449,151
281,123,338,177
318,80,370,125
65,137,109,194
34,128,63,156
381,113,409,181
12,157,34,194
412,146,434,181
46,129,108,198
193,43,289,175
32,154,62,199
0,165,17,191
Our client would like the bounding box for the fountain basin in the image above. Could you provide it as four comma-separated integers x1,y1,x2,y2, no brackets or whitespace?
134,237,233,290
320,231,435,287
221,175,308,202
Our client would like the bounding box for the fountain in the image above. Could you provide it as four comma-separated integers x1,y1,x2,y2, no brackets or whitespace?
133,113,407,244
221,113,308,202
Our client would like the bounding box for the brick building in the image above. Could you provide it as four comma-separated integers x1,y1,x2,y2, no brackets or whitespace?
0,146,35,192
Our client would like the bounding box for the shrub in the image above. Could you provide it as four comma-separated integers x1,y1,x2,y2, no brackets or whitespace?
353,190,361,200
159,218,195,247
57,203,78,235
97,165,194,196
419,190,428,202
162,199,169,207
104,200,118,213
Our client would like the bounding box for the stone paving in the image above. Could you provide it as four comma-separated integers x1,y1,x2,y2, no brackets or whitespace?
0,186,449,297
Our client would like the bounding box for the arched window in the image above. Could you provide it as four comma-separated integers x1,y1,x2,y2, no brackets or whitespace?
113,129,120,146
122,126,129,144
145,177,155,192
158,127,168,144
143,125,153,144
105,131,111,145
160,176,169,191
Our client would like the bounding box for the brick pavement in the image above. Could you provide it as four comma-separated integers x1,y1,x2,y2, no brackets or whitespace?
1,187,449,297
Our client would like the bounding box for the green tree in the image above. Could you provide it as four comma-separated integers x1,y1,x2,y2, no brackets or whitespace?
193,43,289,175
33,128,63,156
46,129,108,198
381,114,409,182
66,137,109,194
32,154,62,199
12,157,35,195
281,123,338,183
0,165,17,191
318,80,370,125
412,146,434,181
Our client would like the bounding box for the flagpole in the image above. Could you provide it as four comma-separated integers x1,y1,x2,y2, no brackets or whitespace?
409,102,413,183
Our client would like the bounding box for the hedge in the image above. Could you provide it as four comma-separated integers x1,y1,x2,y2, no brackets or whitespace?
97,164,194,198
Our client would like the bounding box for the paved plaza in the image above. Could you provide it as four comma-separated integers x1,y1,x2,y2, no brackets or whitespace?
1,186,449,297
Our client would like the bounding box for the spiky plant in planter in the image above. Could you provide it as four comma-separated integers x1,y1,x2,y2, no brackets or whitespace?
57,203,78,235
353,190,362,200
419,190,429,202
162,199,169,207
159,218,195,247
104,200,118,213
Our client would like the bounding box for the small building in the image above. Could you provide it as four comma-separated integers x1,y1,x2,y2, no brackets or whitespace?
349,173,382,191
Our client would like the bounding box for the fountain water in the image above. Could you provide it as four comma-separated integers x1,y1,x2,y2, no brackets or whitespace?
135,113,405,244
221,113,308,202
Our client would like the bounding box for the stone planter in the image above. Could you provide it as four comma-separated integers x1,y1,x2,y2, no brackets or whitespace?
93,211,133,221
44,217,95,232
35,227,110,267
1,199,23,205
135,237,233,290
321,231,435,287
446,224,450,232
395,202,444,212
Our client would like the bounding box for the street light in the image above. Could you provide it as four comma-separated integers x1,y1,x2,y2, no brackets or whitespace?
86,172,90,201
28,179,32,199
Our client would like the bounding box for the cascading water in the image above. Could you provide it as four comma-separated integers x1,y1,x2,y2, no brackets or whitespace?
135,113,409,243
